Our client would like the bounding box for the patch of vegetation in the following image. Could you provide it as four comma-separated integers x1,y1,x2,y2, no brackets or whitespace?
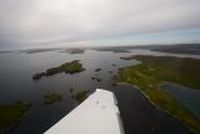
44,92,63,105
94,68,102,72
0,102,31,132
33,60,85,80
120,55,200,89
72,90,90,103
117,55,200,134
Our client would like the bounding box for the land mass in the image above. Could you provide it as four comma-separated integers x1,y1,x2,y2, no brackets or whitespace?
21,48,60,54
0,102,31,133
91,47,131,53
151,44,200,55
90,43,200,55
60,48,85,54
117,55,200,134
33,60,85,80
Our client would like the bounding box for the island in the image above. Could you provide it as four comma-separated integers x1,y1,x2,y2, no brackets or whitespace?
69,88,74,93
61,48,85,54
94,68,102,72
112,64,116,67
72,90,90,103
33,60,85,80
44,92,63,105
0,102,31,133
109,71,113,73
117,55,200,134
91,76,102,82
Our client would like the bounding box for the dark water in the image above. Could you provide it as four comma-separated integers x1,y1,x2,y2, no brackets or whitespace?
0,49,190,134
163,83,200,120
114,85,189,134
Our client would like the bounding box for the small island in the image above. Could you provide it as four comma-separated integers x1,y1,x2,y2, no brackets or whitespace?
69,88,74,93
94,68,102,72
109,71,113,74
72,90,90,103
0,102,31,132
33,60,85,80
117,55,200,134
112,64,116,67
91,76,102,82
44,92,63,105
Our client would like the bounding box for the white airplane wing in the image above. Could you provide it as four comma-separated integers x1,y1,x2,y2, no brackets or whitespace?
45,89,124,134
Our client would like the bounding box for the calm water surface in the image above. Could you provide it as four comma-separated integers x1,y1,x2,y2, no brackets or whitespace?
0,49,194,134
163,83,200,120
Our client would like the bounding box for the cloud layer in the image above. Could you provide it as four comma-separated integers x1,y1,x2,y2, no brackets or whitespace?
0,0,200,48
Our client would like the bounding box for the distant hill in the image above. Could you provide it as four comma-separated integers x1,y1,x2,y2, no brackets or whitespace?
151,43,200,55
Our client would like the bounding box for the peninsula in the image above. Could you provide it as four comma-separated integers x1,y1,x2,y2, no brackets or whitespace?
117,55,200,134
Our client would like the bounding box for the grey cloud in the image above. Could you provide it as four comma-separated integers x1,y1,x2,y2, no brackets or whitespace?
0,0,200,49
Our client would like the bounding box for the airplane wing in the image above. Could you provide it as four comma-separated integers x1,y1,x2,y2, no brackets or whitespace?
45,89,124,134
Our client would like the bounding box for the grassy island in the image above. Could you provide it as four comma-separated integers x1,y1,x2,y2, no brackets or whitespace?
33,60,85,80
0,102,31,132
72,90,90,103
44,92,62,105
118,55,200,134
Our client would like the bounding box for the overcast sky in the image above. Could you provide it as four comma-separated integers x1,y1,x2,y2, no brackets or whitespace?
0,0,200,49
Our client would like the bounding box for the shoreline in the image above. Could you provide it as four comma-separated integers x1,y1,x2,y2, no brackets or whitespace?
116,82,191,132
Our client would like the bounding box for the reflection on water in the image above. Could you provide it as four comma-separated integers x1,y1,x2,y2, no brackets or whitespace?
0,49,197,133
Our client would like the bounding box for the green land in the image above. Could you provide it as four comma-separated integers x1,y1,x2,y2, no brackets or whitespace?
33,60,85,80
72,90,90,103
0,102,31,131
44,92,63,105
117,55,200,134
